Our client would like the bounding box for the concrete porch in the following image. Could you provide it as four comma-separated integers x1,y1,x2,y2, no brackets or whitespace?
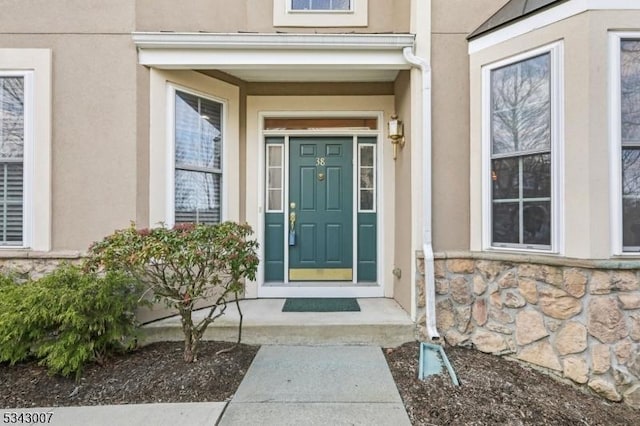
141,298,416,348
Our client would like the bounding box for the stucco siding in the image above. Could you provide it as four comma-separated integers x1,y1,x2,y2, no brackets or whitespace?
394,70,413,313
135,0,410,33
432,0,508,35
0,34,139,251
430,0,508,252
431,33,471,252
0,0,134,34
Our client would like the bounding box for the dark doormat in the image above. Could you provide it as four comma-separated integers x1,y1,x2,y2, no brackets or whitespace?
282,298,361,312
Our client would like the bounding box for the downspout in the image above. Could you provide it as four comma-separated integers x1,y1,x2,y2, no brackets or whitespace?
403,46,440,341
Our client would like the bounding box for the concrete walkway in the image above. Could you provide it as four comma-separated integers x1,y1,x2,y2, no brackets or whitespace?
0,345,411,425
218,345,411,425
0,402,226,426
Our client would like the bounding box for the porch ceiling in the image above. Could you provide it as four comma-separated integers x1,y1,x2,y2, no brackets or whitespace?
132,32,415,82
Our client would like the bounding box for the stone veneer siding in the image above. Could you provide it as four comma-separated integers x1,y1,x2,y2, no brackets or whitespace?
0,252,83,280
416,252,640,409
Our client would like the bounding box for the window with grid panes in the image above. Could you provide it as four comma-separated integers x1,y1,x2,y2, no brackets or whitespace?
621,39,640,251
490,53,552,249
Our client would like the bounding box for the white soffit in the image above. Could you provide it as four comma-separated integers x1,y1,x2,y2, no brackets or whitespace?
132,32,415,82
469,0,640,54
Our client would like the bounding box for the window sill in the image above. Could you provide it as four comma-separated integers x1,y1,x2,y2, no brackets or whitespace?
613,252,640,258
433,250,640,270
0,250,82,259
484,246,558,256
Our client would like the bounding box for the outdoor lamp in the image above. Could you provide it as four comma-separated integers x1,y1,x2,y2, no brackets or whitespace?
388,114,405,160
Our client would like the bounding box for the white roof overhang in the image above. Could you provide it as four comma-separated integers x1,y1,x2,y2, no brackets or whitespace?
468,0,640,54
132,32,415,82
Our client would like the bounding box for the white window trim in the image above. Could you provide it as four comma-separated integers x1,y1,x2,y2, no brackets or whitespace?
149,70,239,229
609,31,640,255
481,41,565,254
0,49,51,251
273,0,367,27
165,84,228,228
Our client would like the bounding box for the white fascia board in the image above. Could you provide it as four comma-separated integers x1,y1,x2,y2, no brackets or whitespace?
137,48,412,70
133,32,415,70
469,0,640,54
133,32,415,50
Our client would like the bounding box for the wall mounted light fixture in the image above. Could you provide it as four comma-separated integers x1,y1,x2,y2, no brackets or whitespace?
388,114,405,160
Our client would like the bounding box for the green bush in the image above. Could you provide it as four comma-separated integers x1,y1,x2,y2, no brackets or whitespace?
0,265,145,378
86,222,259,363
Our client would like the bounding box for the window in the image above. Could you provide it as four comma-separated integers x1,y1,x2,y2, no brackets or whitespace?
358,143,376,212
173,90,223,224
273,0,367,27
483,43,562,251
620,38,640,251
0,75,27,245
291,0,350,11
149,71,238,228
0,49,51,251
266,142,284,212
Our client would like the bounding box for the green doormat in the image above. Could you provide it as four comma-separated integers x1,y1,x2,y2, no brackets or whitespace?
282,298,361,312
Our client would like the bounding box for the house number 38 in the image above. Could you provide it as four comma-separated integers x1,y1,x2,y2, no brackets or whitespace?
316,157,326,166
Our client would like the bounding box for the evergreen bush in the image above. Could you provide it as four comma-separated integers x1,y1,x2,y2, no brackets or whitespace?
0,265,144,378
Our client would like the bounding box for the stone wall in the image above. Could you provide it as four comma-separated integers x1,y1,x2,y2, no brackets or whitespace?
416,253,640,409
0,253,83,281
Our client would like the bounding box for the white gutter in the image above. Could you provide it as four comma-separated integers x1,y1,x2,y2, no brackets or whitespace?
402,46,440,341
132,32,416,50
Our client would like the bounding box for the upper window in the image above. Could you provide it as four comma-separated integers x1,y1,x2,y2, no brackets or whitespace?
619,38,640,251
483,43,562,252
0,74,28,246
273,0,367,27
173,89,223,225
291,0,350,11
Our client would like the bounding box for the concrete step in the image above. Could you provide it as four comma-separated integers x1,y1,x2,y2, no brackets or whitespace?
141,298,416,348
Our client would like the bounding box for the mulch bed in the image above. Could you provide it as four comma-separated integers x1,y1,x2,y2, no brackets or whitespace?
385,341,638,426
2,340,639,426
0,342,258,408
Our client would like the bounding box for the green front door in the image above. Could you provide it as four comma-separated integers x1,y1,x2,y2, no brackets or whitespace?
289,137,353,281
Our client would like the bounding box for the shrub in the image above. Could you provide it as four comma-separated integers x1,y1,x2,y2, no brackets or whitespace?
86,222,259,363
0,265,144,378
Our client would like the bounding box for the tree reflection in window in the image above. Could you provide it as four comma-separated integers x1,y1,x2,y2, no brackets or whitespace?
174,90,222,225
490,53,552,248
0,77,25,245
621,40,640,249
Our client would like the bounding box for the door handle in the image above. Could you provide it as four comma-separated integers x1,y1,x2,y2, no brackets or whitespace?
289,203,297,246
289,211,296,230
